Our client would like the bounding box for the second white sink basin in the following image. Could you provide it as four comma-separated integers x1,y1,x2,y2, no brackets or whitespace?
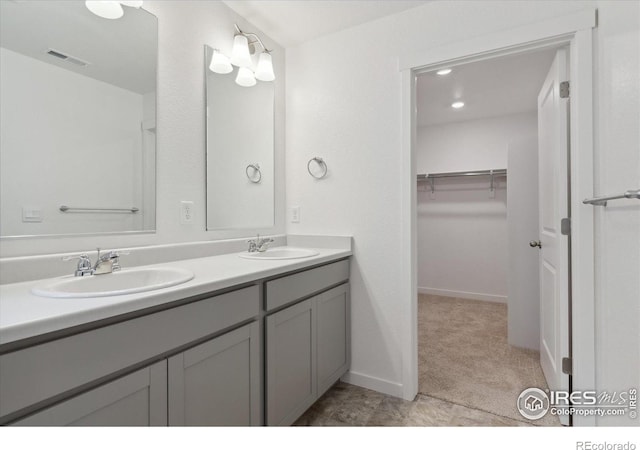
239,247,319,260
32,267,195,299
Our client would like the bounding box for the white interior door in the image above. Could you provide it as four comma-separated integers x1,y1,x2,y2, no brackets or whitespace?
537,47,570,422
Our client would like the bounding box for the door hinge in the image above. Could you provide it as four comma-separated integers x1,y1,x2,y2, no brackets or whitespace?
560,81,570,98
562,357,573,375
561,217,571,235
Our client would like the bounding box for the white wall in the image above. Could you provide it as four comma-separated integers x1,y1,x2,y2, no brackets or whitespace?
0,48,145,236
416,112,537,303
416,113,537,174
592,1,640,426
287,1,639,421
0,0,285,257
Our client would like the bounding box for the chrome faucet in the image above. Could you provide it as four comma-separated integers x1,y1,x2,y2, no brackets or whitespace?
93,248,124,275
247,234,274,253
62,254,94,277
63,248,127,276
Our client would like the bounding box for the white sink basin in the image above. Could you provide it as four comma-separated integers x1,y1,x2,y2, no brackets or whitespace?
32,267,194,298
239,247,319,260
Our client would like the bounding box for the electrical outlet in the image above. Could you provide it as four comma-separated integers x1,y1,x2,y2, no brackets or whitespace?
180,201,194,224
291,206,300,223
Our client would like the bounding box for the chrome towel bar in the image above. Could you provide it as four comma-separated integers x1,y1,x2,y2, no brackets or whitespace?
60,205,139,213
582,189,640,206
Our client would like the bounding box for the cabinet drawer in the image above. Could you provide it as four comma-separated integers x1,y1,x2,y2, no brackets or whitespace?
265,260,349,311
0,285,259,420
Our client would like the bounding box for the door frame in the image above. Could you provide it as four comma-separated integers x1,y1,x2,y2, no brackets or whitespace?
399,9,597,426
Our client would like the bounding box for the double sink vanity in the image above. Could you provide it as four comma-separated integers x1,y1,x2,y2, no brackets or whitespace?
0,2,347,428
0,239,352,426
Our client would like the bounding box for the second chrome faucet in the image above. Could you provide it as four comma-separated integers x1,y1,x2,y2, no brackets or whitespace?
247,235,274,253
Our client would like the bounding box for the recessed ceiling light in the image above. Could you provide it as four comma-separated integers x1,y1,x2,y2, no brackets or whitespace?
436,68,452,76
451,101,465,109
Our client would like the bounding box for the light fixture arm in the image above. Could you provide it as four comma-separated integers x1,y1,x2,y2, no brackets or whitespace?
234,24,271,54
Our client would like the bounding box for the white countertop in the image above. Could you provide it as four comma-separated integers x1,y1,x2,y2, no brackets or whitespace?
0,247,351,346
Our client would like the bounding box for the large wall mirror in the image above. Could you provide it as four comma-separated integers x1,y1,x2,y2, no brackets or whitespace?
205,45,275,230
0,1,157,238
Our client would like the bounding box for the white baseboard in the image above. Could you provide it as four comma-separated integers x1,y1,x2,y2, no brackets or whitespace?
340,371,404,398
418,287,507,304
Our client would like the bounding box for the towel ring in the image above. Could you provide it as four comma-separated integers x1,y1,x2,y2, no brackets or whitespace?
307,157,328,179
246,163,262,183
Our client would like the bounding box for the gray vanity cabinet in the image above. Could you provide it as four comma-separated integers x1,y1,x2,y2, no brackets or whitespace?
266,298,316,426
13,361,168,426
168,321,260,426
316,284,351,394
2,285,260,426
265,262,350,426
2,258,350,427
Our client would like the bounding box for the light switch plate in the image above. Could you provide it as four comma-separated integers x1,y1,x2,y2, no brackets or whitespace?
291,206,300,223
22,207,43,223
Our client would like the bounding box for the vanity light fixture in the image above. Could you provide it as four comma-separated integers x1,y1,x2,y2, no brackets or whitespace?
230,24,276,85
212,24,275,86
255,52,275,82
85,1,143,20
236,66,257,87
436,68,452,75
230,34,253,68
209,49,233,74
451,101,465,109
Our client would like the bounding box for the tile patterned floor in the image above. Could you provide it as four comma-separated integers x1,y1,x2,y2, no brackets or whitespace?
294,381,531,426
295,295,557,427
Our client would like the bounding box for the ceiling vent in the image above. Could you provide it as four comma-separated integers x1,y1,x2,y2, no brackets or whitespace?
46,49,89,67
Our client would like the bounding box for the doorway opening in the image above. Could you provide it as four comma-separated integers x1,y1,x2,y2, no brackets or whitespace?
415,45,569,426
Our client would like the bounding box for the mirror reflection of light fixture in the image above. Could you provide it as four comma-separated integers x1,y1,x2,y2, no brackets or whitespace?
235,67,257,87
85,1,142,20
85,1,123,19
120,0,143,7
209,49,233,74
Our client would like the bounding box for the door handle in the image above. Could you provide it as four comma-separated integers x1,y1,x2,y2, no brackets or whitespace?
529,240,542,248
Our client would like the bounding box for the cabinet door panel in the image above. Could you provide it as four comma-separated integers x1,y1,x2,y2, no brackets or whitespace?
168,321,260,426
266,298,316,426
316,284,350,395
13,361,167,426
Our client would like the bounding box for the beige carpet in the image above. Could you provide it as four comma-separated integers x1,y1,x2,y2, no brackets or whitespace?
418,294,559,426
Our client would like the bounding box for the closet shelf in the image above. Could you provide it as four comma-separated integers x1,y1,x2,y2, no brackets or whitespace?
417,169,507,180
417,169,507,195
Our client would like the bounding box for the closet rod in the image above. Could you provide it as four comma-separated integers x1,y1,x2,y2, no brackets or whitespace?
417,169,507,180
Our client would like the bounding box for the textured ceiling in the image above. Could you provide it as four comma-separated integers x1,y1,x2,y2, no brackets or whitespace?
417,48,558,127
